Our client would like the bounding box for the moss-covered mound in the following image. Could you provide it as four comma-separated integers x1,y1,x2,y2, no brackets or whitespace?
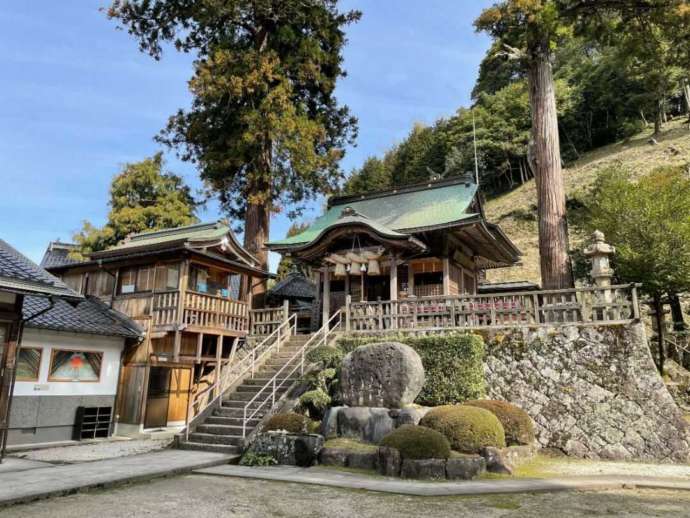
464,400,535,446
420,405,506,453
264,412,308,433
380,425,451,460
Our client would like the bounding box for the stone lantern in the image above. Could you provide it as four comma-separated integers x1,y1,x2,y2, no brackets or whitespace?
584,230,615,288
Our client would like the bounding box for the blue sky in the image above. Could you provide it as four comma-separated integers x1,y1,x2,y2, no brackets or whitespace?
0,1,493,271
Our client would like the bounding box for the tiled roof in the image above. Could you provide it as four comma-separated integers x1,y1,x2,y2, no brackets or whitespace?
0,240,81,299
106,221,229,251
40,241,83,269
23,295,143,339
269,177,478,248
269,272,316,300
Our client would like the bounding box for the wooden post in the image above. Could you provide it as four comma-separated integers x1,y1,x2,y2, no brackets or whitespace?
407,263,415,297
214,334,223,398
389,255,398,301
173,331,182,362
345,295,351,332
196,332,203,363
322,268,330,327
442,257,451,296
282,299,290,323
177,260,190,328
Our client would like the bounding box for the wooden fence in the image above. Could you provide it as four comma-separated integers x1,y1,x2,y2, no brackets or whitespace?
249,301,290,336
346,284,640,333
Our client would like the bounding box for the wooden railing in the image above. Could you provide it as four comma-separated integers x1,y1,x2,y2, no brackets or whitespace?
249,301,289,336
346,284,641,333
183,291,249,332
151,291,179,326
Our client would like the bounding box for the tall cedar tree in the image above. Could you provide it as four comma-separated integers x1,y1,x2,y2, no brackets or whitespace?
107,1,359,304
476,1,575,289
73,153,198,256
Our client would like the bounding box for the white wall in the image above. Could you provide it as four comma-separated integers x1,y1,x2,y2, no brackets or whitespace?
14,329,124,397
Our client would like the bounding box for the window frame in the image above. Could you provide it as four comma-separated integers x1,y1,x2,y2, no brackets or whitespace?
48,348,103,383
16,347,43,382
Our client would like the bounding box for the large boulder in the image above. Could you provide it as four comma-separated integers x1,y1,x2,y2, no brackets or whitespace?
250,432,324,467
337,407,394,443
340,342,425,408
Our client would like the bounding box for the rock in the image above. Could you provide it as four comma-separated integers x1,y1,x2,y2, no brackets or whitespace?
318,447,349,467
400,458,446,480
347,451,377,471
321,406,344,439
446,454,486,480
251,432,324,467
501,444,538,467
377,447,402,477
340,342,425,408
395,406,431,427
480,446,514,475
337,407,394,443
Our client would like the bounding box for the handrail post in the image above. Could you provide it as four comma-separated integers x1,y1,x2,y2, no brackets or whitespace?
631,284,640,321
300,348,305,375
272,377,276,407
242,407,247,438
345,295,351,332
251,349,255,378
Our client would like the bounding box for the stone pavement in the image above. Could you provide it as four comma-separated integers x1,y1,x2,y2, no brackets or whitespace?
195,464,690,497
0,449,234,507
0,458,52,474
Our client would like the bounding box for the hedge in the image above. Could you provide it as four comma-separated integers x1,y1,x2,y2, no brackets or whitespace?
464,400,535,446
380,425,451,460
420,405,506,453
337,333,485,406
264,412,308,433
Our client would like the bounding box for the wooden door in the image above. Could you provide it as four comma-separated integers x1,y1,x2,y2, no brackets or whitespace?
144,367,170,429
167,367,191,424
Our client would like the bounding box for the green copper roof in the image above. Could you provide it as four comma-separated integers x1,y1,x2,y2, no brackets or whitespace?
110,221,229,251
270,179,478,247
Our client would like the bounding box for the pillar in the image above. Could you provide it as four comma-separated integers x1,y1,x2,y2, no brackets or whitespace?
389,254,398,301
322,267,330,326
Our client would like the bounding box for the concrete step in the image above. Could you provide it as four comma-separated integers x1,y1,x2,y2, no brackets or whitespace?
188,432,244,446
236,378,296,390
178,440,242,457
222,399,273,410
205,415,260,427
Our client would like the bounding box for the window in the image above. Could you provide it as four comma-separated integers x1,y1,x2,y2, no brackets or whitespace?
16,348,42,381
228,274,241,300
154,264,180,291
136,266,154,292
49,350,102,382
86,271,114,297
118,268,137,294
188,265,233,297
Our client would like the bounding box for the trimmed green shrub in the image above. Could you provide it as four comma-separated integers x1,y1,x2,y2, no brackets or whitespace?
306,345,344,368
420,405,506,453
299,389,331,420
380,425,451,460
337,333,485,406
264,412,308,433
464,400,535,446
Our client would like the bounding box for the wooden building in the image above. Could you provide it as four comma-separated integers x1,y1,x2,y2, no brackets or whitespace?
268,176,521,326
43,221,271,434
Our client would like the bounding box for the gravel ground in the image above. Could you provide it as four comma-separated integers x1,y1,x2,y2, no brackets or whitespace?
5,474,690,518
523,456,690,480
10,439,173,464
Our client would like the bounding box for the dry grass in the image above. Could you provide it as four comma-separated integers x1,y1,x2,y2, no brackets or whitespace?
485,119,690,284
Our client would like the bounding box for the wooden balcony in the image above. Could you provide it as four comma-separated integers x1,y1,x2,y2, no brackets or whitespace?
149,290,250,335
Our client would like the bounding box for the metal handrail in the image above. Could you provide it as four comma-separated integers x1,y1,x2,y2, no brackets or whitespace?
183,313,297,441
241,310,343,438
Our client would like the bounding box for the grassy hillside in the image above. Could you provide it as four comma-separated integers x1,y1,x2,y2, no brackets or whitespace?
485,119,690,285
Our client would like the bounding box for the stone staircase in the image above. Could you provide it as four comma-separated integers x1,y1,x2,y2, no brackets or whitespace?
178,333,311,455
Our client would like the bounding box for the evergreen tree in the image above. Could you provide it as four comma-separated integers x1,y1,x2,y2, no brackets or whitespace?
107,0,359,304
73,153,198,256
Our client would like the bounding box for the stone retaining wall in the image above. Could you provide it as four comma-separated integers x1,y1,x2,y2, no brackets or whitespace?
482,323,690,463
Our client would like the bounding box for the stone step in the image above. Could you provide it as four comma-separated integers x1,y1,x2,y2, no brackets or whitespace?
188,432,244,446
240,377,298,387
222,399,273,411
224,387,289,402
214,406,269,419
197,423,252,436
177,440,242,457
205,415,260,427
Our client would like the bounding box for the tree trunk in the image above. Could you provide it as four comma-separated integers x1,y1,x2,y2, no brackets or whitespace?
654,98,663,136
669,292,687,332
527,46,573,290
653,294,666,375
682,78,690,121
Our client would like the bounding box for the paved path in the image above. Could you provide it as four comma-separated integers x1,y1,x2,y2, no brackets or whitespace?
0,450,234,507
196,464,690,497
0,458,52,474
